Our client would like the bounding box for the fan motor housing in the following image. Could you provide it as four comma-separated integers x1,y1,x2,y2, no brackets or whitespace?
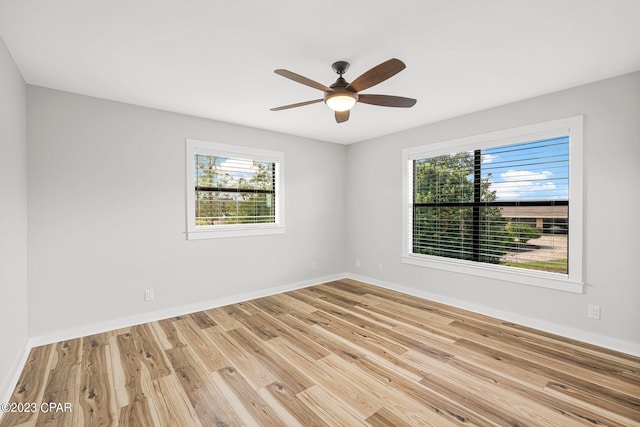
325,76,358,100
324,79,359,111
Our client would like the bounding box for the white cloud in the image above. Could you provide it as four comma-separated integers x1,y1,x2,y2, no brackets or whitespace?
481,153,496,164
219,157,257,174
217,157,261,184
491,169,557,199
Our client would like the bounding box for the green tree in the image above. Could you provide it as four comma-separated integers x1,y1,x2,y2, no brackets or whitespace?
413,152,510,263
236,161,275,224
195,155,222,225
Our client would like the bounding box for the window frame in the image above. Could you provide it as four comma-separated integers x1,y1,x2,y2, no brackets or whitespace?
186,139,285,240
402,116,583,293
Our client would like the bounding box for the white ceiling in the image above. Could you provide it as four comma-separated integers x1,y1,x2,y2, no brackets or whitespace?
1,1,640,144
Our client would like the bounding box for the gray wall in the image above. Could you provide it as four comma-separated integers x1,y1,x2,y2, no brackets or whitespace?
26,86,347,338
0,37,28,396
346,71,640,349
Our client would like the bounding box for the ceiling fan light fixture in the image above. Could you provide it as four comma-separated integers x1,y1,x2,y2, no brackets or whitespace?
325,93,357,112
271,58,415,123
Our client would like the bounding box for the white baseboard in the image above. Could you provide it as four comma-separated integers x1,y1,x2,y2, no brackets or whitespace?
28,273,346,348
0,338,30,417
346,273,640,357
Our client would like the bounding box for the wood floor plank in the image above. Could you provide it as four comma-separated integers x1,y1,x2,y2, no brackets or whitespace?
149,374,203,427
106,332,130,410
172,318,229,373
449,353,638,426
543,380,640,425
262,382,329,427
450,319,640,395
241,311,282,341
209,304,251,329
310,355,385,419
2,279,639,426
294,290,457,362
155,317,186,349
130,324,173,381
312,309,409,357
275,312,369,362
78,334,118,427
453,338,640,424
226,327,314,394
297,385,369,426
118,398,155,427
200,326,278,390
269,293,319,314
0,346,55,427
250,296,302,317
37,339,83,427
164,353,243,427
115,333,148,408
216,366,285,426
353,355,495,426
505,321,640,365
416,350,587,427
306,316,424,381
366,407,418,427
455,335,640,411
188,311,217,330
247,310,331,360
365,405,460,427
203,307,244,332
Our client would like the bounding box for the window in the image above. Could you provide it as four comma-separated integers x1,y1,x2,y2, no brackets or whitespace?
186,139,284,239
402,117,583,293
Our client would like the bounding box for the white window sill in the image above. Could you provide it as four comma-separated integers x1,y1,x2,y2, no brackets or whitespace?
187,224,285,240
402,254,583,294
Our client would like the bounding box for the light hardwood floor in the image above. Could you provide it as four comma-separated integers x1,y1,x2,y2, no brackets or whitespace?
1,279,639,426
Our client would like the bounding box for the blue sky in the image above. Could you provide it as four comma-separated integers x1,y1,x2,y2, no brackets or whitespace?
481,136,569,201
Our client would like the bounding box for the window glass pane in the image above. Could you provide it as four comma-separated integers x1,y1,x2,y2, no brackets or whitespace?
414,152,474,203
482,137,569,202
194,154,276,226
499,208,568,274
479,206,510,264
412,136,569,274
414,206,474,259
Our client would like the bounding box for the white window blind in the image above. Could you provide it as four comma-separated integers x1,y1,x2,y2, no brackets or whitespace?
195,154,276,226
412,137,569,274
186,140,284,240
402,116,583,293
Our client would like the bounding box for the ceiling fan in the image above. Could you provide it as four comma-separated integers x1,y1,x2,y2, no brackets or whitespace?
270,58,417,123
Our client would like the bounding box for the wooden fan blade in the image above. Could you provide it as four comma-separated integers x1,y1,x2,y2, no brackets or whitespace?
358,94,417,108
274,69,333,92
270,99,323,111
347,58,406,92
335,110,350,123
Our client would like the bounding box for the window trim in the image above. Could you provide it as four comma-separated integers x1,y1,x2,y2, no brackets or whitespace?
401,116,583,293
186,139,285,240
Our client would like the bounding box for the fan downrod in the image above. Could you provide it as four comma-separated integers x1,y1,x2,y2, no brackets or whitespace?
331,61,350,76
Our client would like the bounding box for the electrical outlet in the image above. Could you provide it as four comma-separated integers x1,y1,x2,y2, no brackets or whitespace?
587,304,600,319
145,289,154,301
356,259,361,268
378,263,384,272
311,261,317,270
